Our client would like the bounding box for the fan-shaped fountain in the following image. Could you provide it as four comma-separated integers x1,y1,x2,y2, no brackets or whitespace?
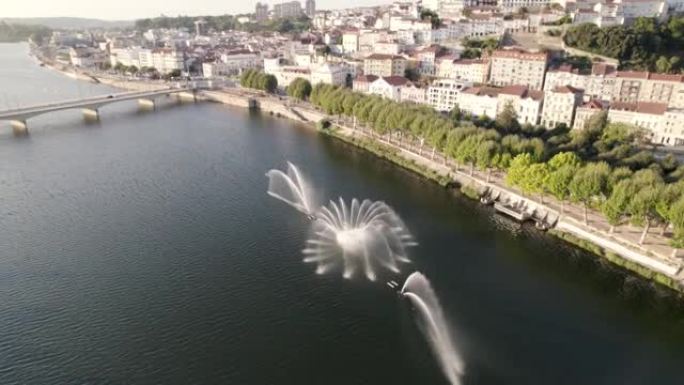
402,272,464,385
303,198,415,281
266,163,415,280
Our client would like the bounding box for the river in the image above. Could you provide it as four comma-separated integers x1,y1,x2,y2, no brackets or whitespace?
1,42,684,385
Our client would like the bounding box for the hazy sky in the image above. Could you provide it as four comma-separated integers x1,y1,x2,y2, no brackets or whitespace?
3,0,386,20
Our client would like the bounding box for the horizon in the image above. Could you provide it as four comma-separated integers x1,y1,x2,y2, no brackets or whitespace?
2,0,388,21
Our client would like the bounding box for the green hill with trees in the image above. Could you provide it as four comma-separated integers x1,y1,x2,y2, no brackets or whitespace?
563,16,684,72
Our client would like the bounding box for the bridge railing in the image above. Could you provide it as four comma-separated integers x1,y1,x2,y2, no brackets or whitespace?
0,88,182,115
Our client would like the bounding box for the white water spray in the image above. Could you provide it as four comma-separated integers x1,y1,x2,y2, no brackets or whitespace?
265,162,316,216
266,163,415,280
303,198,415,281
402,272,464,385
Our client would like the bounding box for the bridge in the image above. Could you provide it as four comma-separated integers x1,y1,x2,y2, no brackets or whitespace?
0,87,199,131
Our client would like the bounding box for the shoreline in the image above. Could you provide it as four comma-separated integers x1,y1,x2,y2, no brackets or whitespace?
36,58,684,295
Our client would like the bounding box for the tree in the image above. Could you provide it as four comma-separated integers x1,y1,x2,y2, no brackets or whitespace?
523,163,550,202
506,153,534,189
286,77,312,100
546,165,578,215
629,185,663,244
495,101,520,133
568,162,611,224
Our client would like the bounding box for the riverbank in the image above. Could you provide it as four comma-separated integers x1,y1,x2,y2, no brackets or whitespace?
38,59,684,294
202,88,684,295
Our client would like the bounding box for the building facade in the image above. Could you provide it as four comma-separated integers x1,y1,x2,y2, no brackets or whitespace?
363,54,407,77
489,49,548,90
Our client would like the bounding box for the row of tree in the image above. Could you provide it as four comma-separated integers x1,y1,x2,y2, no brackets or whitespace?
306,83,684,248
563,16,684,72
239,69,278,93
506,151,684,247
0,22,51,44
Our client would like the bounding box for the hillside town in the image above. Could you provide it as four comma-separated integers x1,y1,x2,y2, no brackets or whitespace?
34,0,684,147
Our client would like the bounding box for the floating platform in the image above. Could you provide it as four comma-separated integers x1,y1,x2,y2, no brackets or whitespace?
494,202,531,222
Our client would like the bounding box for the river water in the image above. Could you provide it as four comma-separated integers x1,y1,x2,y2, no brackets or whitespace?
1,43,684,385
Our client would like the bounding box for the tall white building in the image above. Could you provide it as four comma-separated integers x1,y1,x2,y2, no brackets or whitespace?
305,0,316,17
427,78,472,112
274,1,302,18
489,49,548,90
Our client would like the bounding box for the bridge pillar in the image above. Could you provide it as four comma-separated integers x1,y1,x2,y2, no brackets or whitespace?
82,108,100,122
11,120,28,134
138,98,156,111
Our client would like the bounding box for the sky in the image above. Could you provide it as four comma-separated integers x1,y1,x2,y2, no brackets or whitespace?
2,0,386,20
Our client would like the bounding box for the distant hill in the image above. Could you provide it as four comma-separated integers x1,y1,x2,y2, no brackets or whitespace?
0,17,133,30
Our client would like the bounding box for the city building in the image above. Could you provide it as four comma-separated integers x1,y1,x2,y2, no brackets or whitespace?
612,71,684,107
457,86,501,119
194,19,207,36
311,63,351,85
497,85,544,125
363,54,407,77
573,99,607,130
342,31,359,53
436,58,490,84
489,49,548,90
544,63,617,102
274,1,302,18
305,0,316,17
607,101,669,138
256,2,269,22
541,85,584,128
427,78,472,112
369,76,409,101
401,82,426,104
353,74,379,93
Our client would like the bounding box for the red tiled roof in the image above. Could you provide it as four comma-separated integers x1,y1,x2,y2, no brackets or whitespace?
462,86,500,97
591,63,616,76
365,53,404,60
381,76,409,86
355,75,378,83
580,99,605,109
491,49,547,61
610,101,668,115
552,85,583,93
499,85,528,97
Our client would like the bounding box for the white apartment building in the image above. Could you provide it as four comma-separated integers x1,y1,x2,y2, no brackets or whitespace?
401,83,427,104
657,109,684,146
110,48,184,74
497,85,545,125
499,0,552,12
273,1,302,18
612,71,684,107
373,42,402,55
541,86,584,128
457,86,501,119
543,63,617,101
436,58,490,84
427,78,473,112
353,75,379,93
342,31,359,53
489,49,548,90
311,63,351,86
369,76,409,101
573,99,607,130
363,54,407,77
608,101,668,136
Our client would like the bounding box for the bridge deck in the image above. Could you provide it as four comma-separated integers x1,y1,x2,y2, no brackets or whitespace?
0,88,193,122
